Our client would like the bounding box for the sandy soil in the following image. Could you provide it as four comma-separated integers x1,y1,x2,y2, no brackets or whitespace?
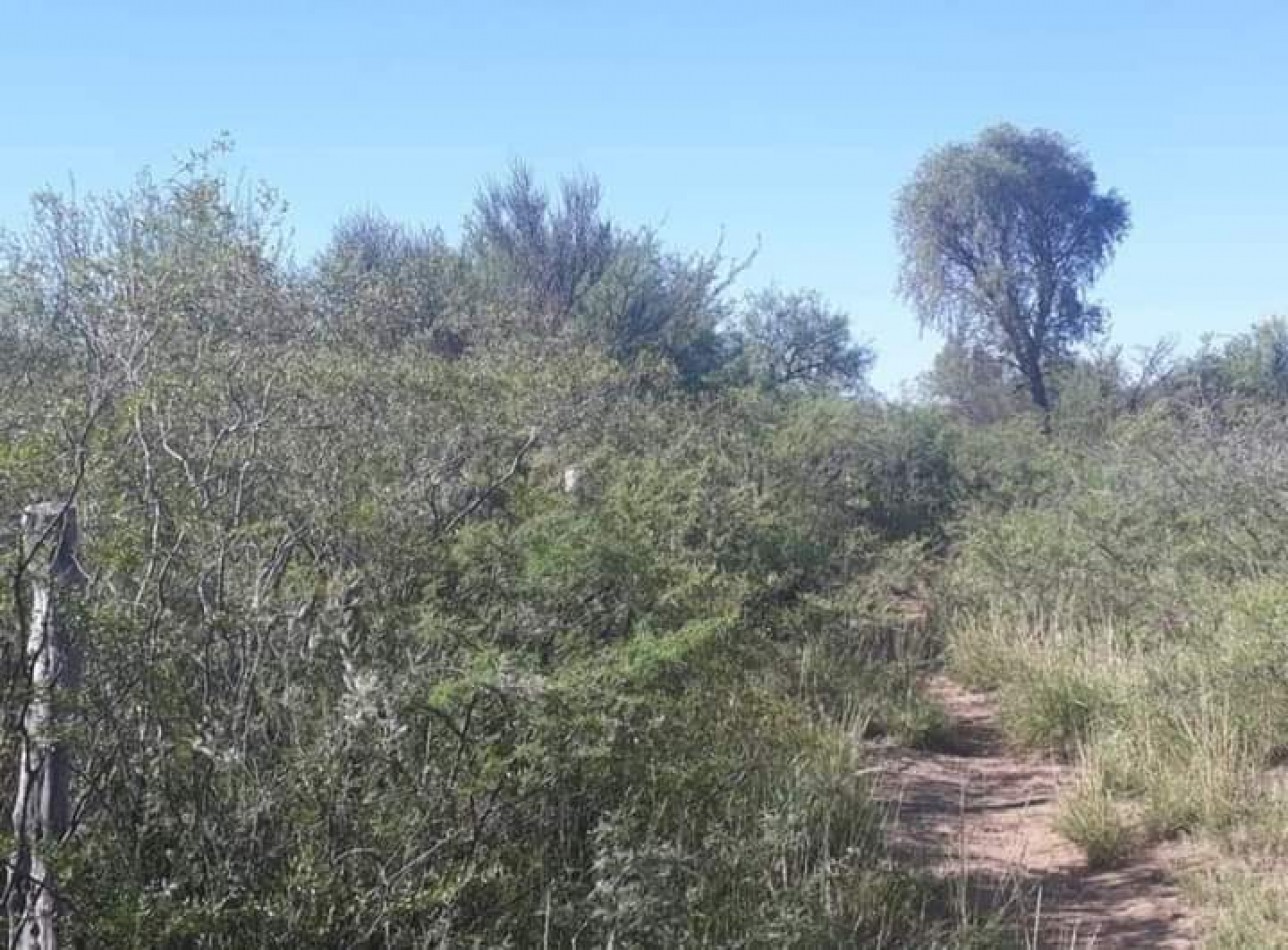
876,676,1198,948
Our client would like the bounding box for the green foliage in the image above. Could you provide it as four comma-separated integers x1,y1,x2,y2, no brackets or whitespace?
1055,767,1138,869
1179,317,1288,405
0,148,977,947
733,287,873,392
896,124,1130,412
1188,864,1288,950
461,163,744,386
312,211,469,352
999,667,1120,759
922,342,1028,425
941,389,1288,938
467,162,617,321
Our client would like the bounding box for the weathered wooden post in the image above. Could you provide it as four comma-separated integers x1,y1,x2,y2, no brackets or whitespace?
7,503,83,950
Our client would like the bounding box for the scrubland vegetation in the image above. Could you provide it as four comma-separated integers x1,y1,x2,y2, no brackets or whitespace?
942,364,1288,945
3,129,1288,946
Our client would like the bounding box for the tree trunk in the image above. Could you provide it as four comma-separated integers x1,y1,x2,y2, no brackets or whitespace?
1017,345,1053,427
7,503,84,950
1025,364,1051,413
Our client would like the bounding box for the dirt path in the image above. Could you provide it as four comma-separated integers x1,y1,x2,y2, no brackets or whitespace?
876,676,1198,948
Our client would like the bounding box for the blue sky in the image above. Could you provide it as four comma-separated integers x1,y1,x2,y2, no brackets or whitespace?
3,0,1287,392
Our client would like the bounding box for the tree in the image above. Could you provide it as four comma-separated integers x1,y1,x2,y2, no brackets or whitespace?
922,341,1028,425
571,229,739,384
466,162,617,325
313,211,467,353
736,288,872,392
464,166,745,386
894,124,1130,414
1185,318,1288,405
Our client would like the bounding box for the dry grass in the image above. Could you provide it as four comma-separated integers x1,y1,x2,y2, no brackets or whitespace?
1054,764,1139,870
945,587,1288,943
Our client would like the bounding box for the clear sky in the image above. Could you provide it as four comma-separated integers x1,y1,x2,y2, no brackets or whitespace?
4,0,1287,392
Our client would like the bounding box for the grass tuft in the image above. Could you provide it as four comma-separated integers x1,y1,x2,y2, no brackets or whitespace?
1056,765,1139,869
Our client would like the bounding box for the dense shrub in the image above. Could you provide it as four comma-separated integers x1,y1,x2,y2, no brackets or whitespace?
941,391,1288,914
0,152,975,947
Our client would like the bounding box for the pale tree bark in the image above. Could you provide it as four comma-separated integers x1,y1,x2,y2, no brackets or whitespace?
7,503,84,950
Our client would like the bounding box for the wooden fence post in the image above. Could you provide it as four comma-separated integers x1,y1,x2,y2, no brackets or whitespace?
7,502,83,950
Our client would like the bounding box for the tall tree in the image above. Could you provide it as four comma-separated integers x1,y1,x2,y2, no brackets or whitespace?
894,124,1130,414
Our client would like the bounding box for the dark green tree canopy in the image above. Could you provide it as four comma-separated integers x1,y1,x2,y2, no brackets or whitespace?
895,124,1130,413
735,288,873,393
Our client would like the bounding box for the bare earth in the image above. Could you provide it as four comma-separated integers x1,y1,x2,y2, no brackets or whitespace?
876,676,1198,948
